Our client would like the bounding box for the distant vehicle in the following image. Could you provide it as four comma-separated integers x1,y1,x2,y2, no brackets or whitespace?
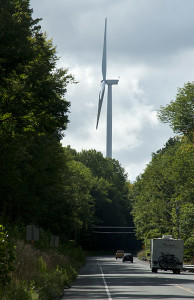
122,253,133,263
150,235,184,274
115,250,125,259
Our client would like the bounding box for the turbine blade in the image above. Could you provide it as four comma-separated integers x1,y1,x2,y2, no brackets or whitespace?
96,98,102,129
102,18,107,81
96,81,106,129
99,80,106,102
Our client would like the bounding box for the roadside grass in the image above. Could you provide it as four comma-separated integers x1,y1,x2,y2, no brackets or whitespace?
137,249,148,261
0,240,85,300
189,256,194,264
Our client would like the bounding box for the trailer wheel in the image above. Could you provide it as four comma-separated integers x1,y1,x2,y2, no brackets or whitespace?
170,257,179,268
158,257,167,269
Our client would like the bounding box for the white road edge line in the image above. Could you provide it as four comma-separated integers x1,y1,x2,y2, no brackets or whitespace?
97,260,112,300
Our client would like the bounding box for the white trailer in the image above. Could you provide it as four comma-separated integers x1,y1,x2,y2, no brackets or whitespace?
150,235,184,274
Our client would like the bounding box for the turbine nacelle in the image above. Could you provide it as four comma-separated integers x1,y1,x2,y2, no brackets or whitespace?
106,79,119,85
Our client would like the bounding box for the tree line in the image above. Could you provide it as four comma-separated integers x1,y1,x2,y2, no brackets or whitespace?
132,83,194,259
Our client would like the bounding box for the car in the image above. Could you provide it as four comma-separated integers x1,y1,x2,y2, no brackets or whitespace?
122,252,133,263
115,250,125,259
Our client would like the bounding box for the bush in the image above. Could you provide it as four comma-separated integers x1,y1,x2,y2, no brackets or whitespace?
137,249,147,261
0,230,85,300
0,225,15,286
10,240,81,299
34,264,76,300
0,280,40,300
0,281,38,300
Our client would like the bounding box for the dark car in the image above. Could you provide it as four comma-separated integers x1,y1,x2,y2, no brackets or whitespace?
122,252,133,263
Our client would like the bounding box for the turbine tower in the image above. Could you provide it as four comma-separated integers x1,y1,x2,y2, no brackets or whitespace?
96,18,119,159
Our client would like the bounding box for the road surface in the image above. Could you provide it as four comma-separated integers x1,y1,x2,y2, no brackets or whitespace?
62,256,194,299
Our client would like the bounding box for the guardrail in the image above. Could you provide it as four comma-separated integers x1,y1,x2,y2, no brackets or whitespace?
183,265,194,272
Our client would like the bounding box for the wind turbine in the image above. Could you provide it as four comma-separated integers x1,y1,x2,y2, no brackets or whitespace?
96,18,119,159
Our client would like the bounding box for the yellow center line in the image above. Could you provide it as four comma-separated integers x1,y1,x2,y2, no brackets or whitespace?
176,284,194,294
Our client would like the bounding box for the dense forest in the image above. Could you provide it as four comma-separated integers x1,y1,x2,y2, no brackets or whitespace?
0,2,193,297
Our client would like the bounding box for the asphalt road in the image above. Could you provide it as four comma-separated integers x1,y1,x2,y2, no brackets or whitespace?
62,256,194,299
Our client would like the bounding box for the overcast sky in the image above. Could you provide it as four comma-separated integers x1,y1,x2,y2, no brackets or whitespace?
30,0,194,181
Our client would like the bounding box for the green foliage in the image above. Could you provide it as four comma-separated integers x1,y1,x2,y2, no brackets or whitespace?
74,149,131,226
0,0,76,239
65,158,95,233
38,257,47,273
0,0,78,238
0,0,134,254
0,136,72,238
158,82,194,142
137,249,147,260
1,238,82,300
0,225,15,286
66,148,136,250
0,281,38,300
184,235,194,261
132,137,194,257
31,243,78,300
34,264,76,300
0,0,75,139
60,242,85,265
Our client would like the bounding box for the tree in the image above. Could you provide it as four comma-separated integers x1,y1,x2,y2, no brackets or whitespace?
0,0,76,238
0,0,75,139
0,0,36,77
66,148,138,251
74,149,131,225
157,82,194,142
64,158,95,241
132,137,194,258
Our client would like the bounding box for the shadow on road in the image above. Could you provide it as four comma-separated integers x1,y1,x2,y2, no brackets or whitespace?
62,256,194,299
